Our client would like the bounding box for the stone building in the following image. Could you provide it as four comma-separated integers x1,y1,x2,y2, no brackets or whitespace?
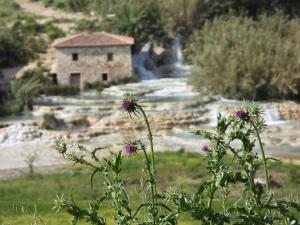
52,32,134,88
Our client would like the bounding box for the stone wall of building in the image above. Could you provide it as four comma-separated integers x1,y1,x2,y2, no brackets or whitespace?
55,45,132,87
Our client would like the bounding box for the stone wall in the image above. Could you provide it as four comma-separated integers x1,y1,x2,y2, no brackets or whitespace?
55,45,133,87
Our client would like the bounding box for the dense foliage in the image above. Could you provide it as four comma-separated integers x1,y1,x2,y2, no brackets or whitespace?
3,78,42,115
43,21,66,40
55,94,300,225
0,5,47,66
40,85,80,96
39,0,300,42
190,14,300,100
0,27,33,67
0,0,65,67
101,0,168,51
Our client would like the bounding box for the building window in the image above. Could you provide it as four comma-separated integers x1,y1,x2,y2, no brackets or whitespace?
102,73,108,81
107,53,113,61
72,53,78,61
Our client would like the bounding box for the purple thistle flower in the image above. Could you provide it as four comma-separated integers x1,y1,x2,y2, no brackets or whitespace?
235,110,247,120
201,144,209,152
124,144,137,155
122,101,135,113
121,93,139,115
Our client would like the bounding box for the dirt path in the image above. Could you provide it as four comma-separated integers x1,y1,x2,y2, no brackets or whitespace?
15,0,87,20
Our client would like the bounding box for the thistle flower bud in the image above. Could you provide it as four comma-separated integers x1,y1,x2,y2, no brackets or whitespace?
235,110,247,120
201,144,209,152
123,139,145,156
122,101,135,112
124,144,137,155
121,93,139,116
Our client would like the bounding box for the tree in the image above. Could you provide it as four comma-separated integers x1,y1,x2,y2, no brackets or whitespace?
0,27,31,66
102,0,168,51
4,78,42,115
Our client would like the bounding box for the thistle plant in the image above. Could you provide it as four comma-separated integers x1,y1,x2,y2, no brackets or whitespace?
54,95,299,225
54,93,177,225
171,105,300,225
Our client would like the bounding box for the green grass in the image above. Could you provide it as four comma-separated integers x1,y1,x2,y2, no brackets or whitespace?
0,151,299,224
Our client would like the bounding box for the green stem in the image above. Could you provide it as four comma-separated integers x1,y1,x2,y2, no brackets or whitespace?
228,145,259,203
142,149,156,209
208,197,213,209
133,203,151,219
138,106,157,224
208,178,216,209
250,121,270,193
138,106,157,192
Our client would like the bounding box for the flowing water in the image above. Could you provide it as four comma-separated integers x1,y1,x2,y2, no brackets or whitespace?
132,38,192,80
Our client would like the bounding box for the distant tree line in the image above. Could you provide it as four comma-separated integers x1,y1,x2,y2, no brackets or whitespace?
40,0,300,44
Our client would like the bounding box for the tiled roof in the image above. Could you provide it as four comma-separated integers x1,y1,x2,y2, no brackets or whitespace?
53,32,134,48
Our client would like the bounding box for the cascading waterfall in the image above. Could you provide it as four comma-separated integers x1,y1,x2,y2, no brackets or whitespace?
132,37,192,80
262,105,285,125
132,42,159,80
173,37,192,77
175,37,184,65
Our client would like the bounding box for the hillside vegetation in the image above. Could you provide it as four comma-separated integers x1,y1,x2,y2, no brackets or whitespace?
0,1,45,66
37,0,300,43
0,0,66,67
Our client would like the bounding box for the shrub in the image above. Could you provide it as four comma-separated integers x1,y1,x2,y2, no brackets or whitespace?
42,0,89,11
0,8,47,66
85,77,137,93
0,90,8,116
74,19,101,32
24,151,39,176
12,16,41,35
66,0,89,12
43,22,66,40
28,36,48,53
42,0,54,7
0,0,21,23
41,113,65,130
0,27,32,66
108,76,138,86
4,78,42,115
22,65,49,81
40,85,80,96
190,13,300,100
55,94,300,225
53,0,68,10
84,82,105,93
84,0,118,15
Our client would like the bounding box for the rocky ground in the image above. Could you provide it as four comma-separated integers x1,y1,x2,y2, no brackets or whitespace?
0,79,300,179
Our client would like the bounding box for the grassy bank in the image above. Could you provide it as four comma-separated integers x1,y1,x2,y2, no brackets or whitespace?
0,151,299,224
